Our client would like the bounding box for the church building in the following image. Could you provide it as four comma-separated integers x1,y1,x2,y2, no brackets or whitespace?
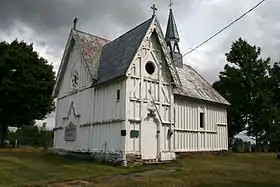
52,5,230,165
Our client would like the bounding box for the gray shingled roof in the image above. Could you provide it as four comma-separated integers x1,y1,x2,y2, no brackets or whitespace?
174,65,230,105
95,17,154,84
75,30,110,80
61,17,229,106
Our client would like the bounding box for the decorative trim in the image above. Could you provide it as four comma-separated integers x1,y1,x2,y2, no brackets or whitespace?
53,127,63,131
80,119,125,127
174,128,216,134
130,75,141,79
129,98,169,106
57,85,92,100
128,118,141,123
93,119,125,125
130,97,141,102
162,121,173,125
62,101,81,120
80,123,92,127
217,123,227,126
52,30,75,98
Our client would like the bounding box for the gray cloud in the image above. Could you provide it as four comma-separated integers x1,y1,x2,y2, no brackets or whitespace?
1,0,280,128
0,0,159,66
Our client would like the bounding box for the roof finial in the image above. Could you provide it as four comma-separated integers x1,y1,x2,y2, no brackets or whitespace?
151,4,158,18
73,17,78,30
169,0,173,9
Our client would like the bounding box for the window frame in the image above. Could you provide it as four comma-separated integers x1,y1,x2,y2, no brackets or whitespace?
117,89,120,101
200,112,205,129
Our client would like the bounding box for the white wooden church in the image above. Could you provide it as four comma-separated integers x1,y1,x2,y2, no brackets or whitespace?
52,6,230,165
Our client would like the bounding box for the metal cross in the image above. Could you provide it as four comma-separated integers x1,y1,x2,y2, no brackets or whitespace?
169,0,173,9
73,17,78,30
151,4,158,17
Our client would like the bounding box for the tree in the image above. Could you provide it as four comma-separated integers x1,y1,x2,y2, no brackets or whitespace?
266,62,280,151
213,38,271,150
0,40,55,146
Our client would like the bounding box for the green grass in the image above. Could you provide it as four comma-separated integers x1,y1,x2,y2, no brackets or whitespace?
0,148,279,187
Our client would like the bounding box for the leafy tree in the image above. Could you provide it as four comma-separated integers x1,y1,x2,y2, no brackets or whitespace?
213,38,271,150
266,62,280,151
0,40,55,146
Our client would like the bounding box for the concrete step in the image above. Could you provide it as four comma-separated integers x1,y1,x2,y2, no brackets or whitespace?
135,154,142,159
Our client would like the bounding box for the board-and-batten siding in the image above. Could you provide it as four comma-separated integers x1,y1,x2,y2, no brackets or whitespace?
174,96,228,151
125,32,173,154
57,43,92,98
53,41,126,153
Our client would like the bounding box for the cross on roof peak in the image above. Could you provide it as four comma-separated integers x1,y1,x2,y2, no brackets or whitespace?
73,17,78,30
151,4,158,18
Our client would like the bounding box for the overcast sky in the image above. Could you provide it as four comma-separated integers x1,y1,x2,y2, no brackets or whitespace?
0,0,279,132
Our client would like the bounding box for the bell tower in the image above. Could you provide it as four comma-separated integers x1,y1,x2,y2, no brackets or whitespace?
165,2,183,67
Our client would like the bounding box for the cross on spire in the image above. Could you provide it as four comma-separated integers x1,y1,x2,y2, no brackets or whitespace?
169,0,174,9
151,4,158,18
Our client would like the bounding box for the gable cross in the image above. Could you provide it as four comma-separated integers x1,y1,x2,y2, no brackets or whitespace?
151,4,158,18
73,17,78,30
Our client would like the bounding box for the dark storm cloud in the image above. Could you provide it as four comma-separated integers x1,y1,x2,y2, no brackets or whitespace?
0,0,161,62
0,0,147,32
2,0,279,128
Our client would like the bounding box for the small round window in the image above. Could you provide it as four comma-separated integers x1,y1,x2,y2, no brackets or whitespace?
145,61,155,75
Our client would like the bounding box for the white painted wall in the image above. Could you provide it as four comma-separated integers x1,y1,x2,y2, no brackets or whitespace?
174,96,228,152
57,43,92,98
53,40,126,153
54,19,228,161
125,31,174,159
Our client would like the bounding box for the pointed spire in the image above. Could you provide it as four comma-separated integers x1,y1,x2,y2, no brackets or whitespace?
165,3,183,68
165,8,180,42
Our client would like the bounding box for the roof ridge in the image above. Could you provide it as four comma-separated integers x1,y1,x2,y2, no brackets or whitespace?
75,29,110,42
103,17,154,47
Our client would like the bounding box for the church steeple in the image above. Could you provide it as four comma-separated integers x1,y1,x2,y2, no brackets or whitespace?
165,3,183,67
165,8,180,45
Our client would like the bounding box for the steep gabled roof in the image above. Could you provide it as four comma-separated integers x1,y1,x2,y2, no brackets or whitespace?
53,16,228,106
52,29,109,97
75,30,110,80
174,64,230,106
95,17,154,84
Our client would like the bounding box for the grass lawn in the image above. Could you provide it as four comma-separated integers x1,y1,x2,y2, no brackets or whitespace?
0,148,279,187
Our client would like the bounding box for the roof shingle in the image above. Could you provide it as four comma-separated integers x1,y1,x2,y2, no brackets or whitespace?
174,65,230,105
95,18,154,84
75,30,110,80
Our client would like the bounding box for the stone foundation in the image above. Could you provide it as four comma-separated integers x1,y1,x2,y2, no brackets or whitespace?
176,150,230,158
91,150,126,166
53,148,127,166
126,153,142,165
